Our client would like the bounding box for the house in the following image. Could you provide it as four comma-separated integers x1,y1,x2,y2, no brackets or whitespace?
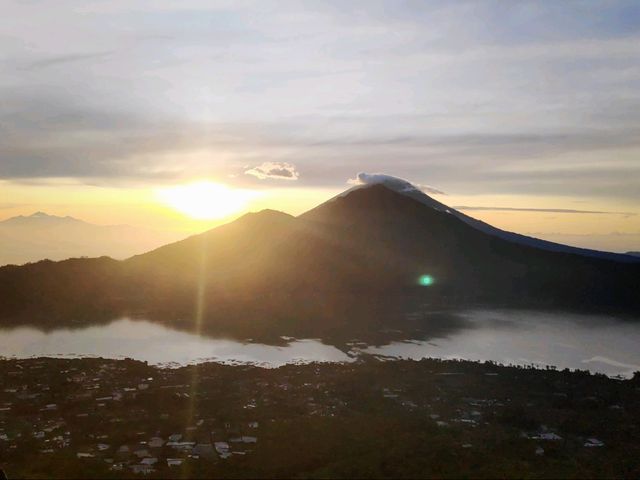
53,435,69,447
148,437,164,448
168,433,182,442
134,448,151,458
382,388,399,399
585,438,604,447
193,443,215,459
167,441,195,451
77,452,95,459
242,436,257,444
214,441,230,456
167,458,184,467
533,433,563,441
140,457,158,465
97,443,110,451
117,445,130,455
130,464,155,475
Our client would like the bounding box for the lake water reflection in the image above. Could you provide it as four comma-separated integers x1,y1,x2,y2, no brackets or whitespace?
1,310,639,377
362,309,640,378
0,319,353,367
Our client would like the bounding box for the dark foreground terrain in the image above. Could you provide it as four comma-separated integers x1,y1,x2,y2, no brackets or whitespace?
1,357,639,479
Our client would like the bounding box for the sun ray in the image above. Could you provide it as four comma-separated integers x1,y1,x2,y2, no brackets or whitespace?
158,181,259,220
181,237,208,478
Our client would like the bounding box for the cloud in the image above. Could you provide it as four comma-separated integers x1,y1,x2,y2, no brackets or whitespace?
0,0,639,205
416,184,446,195
347,173,445,195
22,51,115,71
454,206,636,216
244,162,300,181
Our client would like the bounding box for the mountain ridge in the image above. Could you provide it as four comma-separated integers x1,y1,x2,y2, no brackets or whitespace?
332,175,639,264
0,211,182,266
0,181,638,339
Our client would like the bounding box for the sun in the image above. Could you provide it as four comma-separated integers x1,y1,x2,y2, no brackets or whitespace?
158,181,259,220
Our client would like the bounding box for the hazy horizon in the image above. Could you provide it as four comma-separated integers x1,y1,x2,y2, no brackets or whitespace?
2,174,638,256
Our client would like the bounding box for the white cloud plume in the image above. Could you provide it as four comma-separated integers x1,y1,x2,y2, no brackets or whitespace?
347,173,445,195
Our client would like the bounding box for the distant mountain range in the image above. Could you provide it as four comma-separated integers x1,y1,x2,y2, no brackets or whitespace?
0,212,181,266
0,177,638,338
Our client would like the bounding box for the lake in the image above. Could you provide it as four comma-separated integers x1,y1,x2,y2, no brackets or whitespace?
1,309,639,377
362,309,640,378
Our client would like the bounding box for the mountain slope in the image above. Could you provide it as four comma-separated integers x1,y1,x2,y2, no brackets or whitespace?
330,174,639,263
0,183,638,338
302,184,639,305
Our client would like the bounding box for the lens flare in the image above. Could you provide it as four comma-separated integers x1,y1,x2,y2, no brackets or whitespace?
418,274,434,286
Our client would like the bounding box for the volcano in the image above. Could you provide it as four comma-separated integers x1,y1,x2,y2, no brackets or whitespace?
0,175,638,337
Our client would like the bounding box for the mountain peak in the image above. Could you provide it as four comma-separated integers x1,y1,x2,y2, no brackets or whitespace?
314,172,640,264
348,173,424,194
1,211,85,226
331,173,451,214
30,211,52,218
239,209,294,221
24,212,82,222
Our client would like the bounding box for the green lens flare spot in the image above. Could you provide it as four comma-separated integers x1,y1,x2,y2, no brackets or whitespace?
418,275,434,286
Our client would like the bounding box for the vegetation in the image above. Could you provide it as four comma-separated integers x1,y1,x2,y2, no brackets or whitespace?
1,356,639,478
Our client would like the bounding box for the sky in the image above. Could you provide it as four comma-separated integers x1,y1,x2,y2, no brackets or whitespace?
1,0,639,251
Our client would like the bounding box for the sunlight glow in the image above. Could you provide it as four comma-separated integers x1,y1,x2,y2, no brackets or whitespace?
157,181,259,220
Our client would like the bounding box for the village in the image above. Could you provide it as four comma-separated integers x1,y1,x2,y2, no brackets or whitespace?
1,356,639,478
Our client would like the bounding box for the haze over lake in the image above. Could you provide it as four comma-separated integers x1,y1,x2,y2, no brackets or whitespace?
1,310,639,377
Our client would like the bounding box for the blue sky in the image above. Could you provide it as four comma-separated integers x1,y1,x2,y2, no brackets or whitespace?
1,1,639,250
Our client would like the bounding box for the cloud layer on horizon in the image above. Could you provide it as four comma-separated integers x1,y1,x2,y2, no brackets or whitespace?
1,0,639,203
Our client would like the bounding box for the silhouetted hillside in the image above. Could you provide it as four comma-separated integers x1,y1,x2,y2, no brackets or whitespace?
0,185,638,338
